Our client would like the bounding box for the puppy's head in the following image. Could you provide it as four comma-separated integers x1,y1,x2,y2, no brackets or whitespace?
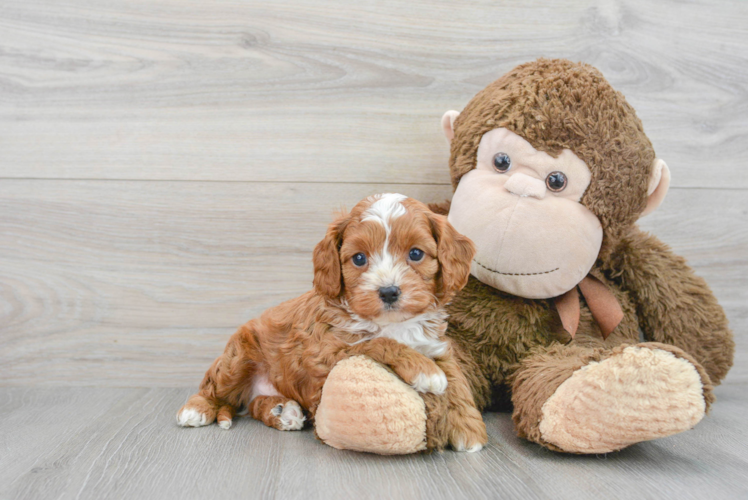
313,193,475,323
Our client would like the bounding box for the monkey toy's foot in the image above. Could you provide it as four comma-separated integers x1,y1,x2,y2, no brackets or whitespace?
538,343,713,454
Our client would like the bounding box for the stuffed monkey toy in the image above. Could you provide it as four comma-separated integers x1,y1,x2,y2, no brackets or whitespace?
314,59,734,454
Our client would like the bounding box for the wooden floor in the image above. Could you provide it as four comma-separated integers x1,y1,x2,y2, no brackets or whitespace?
1,0,747,498
1,384,746,500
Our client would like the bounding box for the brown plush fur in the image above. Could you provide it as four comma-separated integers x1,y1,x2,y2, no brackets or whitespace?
424,59,734,450
449,58,655,259
511,342,715,451
608,226,735,384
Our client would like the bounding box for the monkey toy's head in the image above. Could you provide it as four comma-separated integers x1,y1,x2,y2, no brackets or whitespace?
443,59,671,299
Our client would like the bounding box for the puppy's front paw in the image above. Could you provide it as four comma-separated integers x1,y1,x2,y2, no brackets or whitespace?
453,441,484,453
272,401,306,431
450,427,488,453
449,413,488,453
411,368,448,395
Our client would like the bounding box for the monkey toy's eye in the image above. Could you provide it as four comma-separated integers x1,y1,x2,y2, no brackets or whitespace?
409,248,424,262
546,171,567,192
493,152,512,173
352,253,367,267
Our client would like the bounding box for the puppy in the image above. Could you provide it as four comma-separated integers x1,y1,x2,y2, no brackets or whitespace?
176,193,488,452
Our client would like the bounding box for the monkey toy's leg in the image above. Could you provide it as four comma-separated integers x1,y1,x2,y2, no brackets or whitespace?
511,342,714,453
609,227,735,385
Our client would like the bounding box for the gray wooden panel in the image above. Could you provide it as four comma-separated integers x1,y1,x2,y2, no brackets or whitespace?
0,0,745,497
0,180,452,386
0,0,746,187
0,181,745,387
1,385,746,500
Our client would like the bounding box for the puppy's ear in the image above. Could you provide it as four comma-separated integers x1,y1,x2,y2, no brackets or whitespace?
428,211,475,302
313,211,351,299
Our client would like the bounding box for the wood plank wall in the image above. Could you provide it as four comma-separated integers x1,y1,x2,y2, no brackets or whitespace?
1,0,746,387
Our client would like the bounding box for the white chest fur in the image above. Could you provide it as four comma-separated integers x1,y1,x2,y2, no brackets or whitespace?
378,319,448,358
342,310,449,358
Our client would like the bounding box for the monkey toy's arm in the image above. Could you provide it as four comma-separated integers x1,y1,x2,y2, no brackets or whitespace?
608,226,734,384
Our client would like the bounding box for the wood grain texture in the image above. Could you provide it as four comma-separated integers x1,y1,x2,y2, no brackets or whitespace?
0,0,747,187
0,180,454,386
0,385,746,500
1,0,747,497
0,181,745,386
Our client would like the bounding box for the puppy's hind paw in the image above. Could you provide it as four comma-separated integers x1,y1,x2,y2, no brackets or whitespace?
411,369,448,395
176,395,218,428
274,401,306,431
176,407,211,427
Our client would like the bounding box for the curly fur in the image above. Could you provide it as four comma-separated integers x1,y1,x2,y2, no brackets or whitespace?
434,59,733,451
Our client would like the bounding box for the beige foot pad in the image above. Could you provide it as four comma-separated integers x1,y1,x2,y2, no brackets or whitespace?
539,346,707,453
315,355,427,455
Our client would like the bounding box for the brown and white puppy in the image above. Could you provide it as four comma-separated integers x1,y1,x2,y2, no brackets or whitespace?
176,194,487,452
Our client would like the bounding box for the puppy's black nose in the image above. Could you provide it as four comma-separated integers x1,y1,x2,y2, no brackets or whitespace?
379,286,401,305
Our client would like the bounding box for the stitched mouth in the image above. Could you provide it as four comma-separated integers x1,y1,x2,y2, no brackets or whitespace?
474,259,559,276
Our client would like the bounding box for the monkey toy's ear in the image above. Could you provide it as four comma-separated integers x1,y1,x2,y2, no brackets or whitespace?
641,159,671,217
441,110,460,144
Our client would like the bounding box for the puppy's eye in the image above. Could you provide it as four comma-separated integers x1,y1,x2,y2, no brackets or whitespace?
493,152,511,173
546,171,567,192
352,253,367,267
409,248,424,262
